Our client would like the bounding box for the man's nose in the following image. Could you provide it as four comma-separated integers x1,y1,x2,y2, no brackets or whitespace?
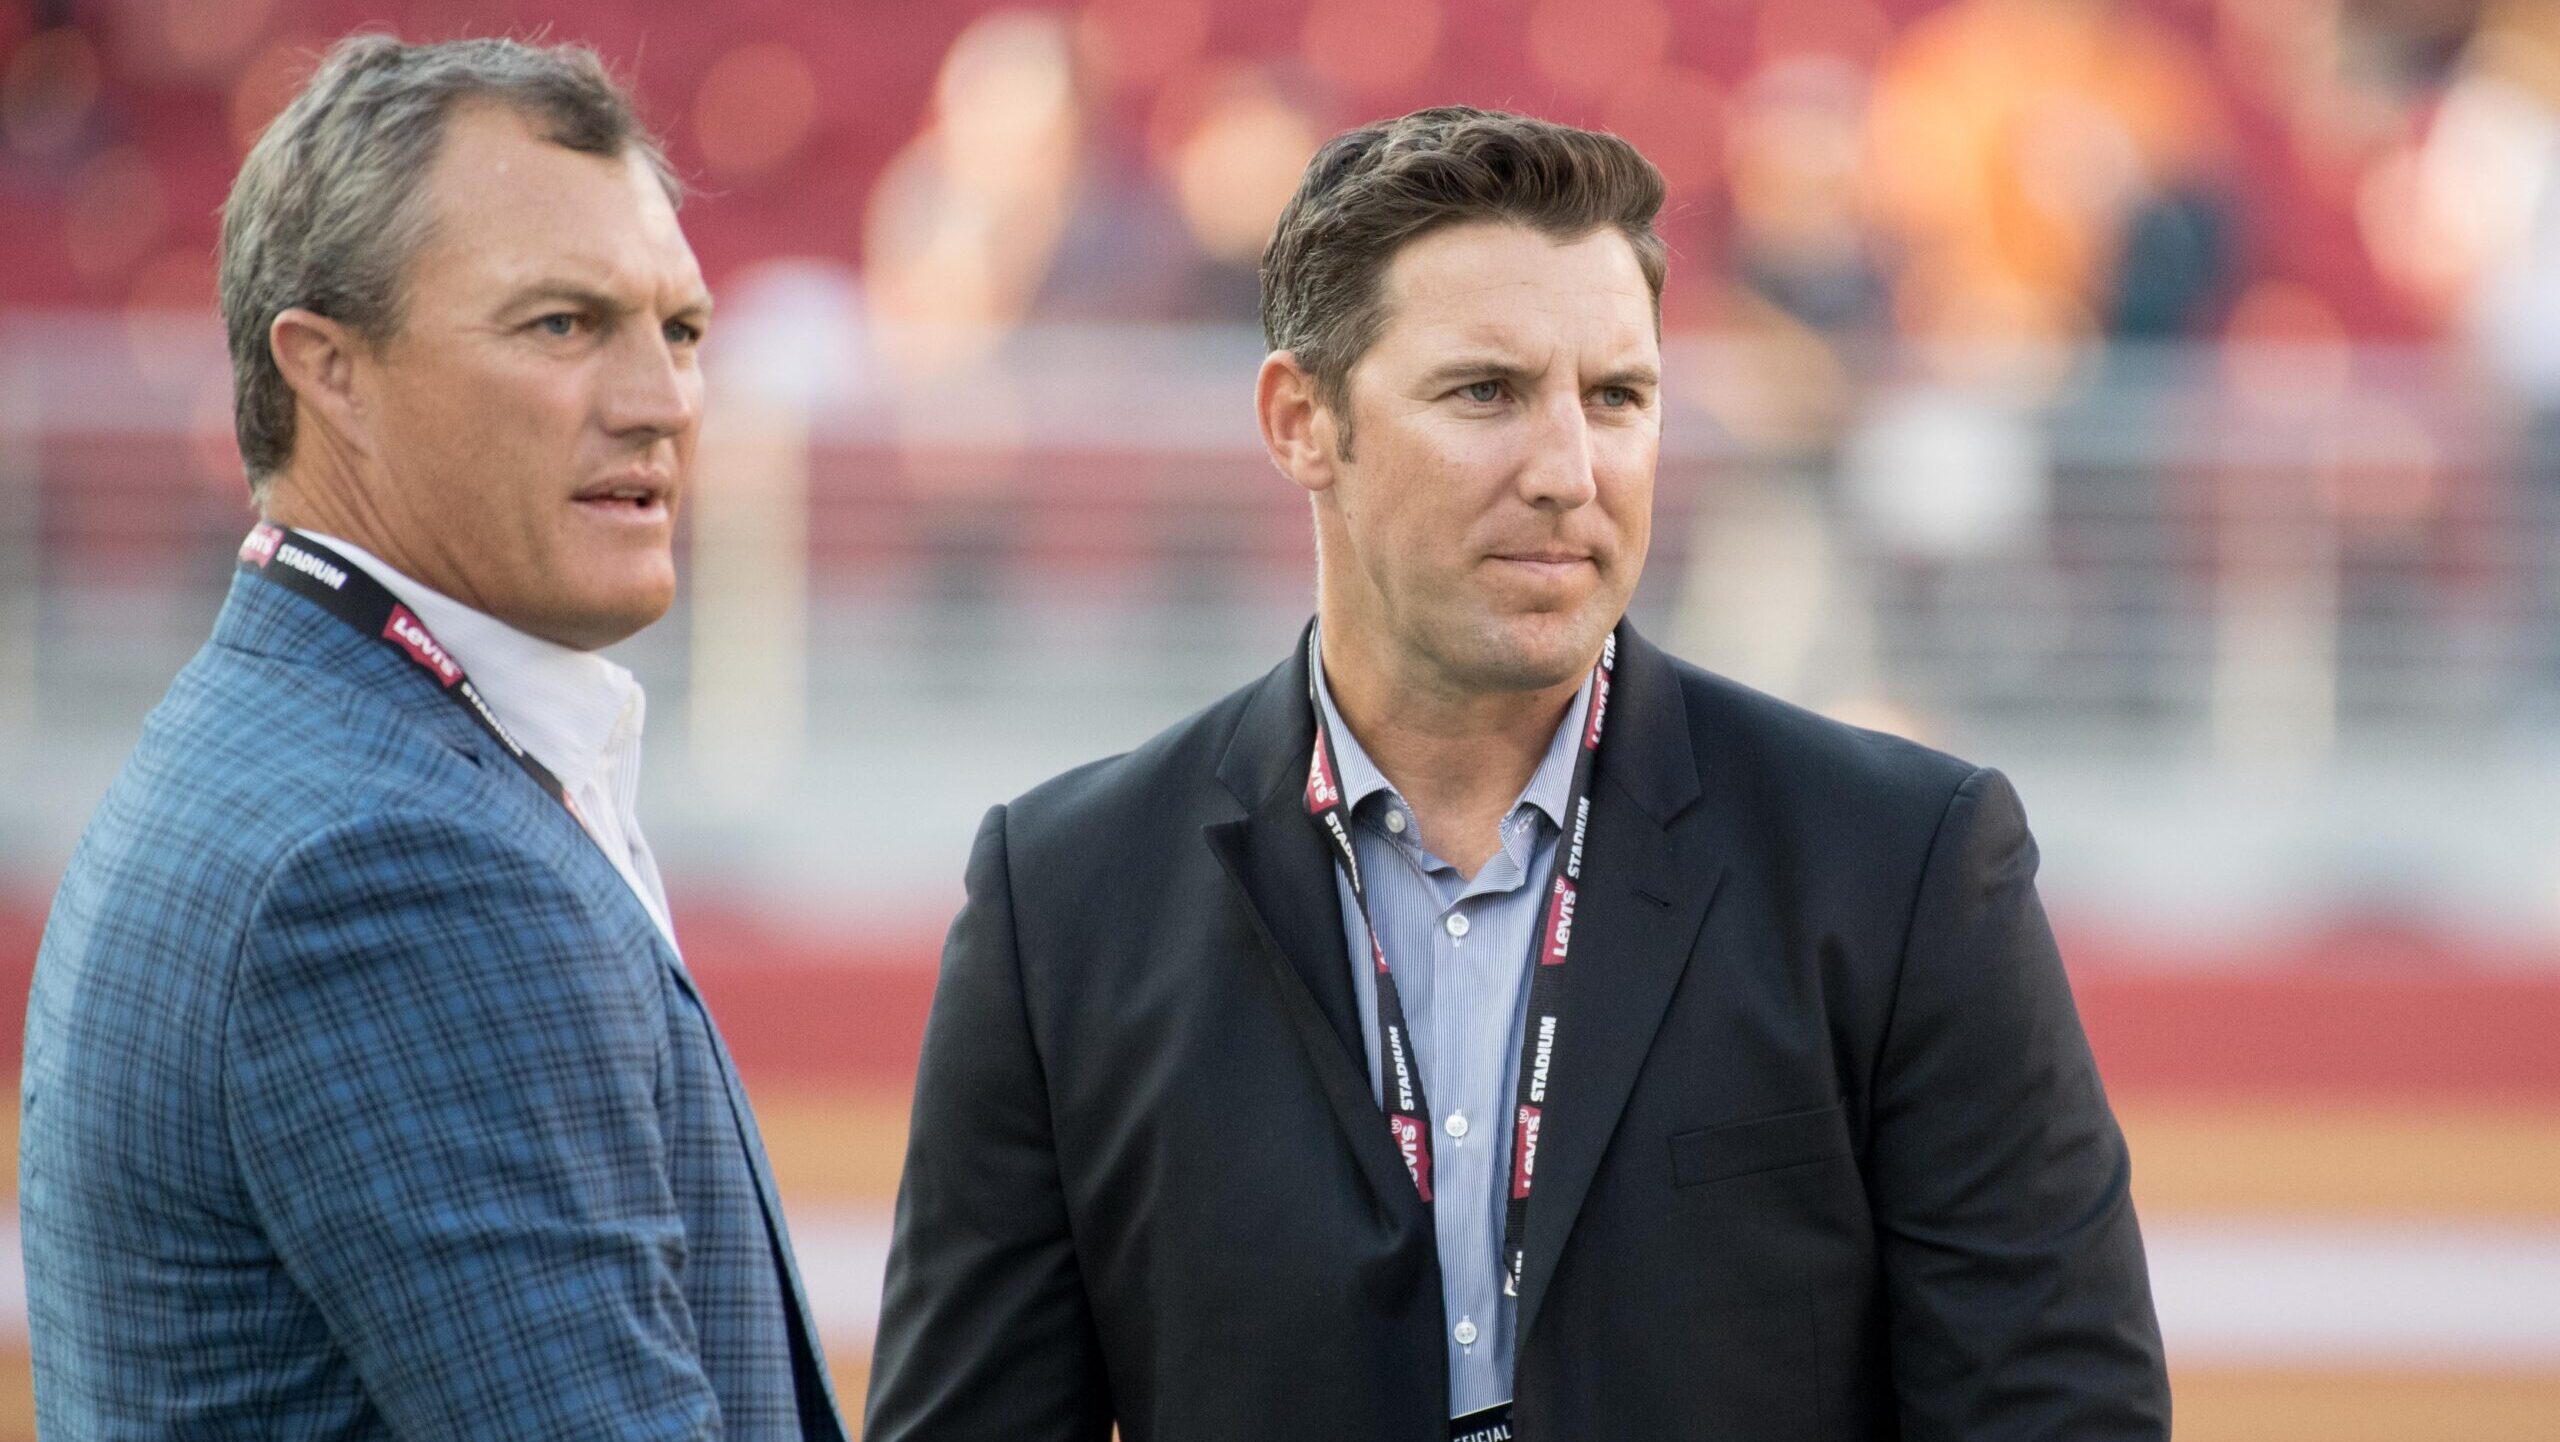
1519,391,1599,510
602,324,699,440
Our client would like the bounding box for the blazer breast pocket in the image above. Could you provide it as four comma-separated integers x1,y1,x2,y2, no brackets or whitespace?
1669,1100,1853,1188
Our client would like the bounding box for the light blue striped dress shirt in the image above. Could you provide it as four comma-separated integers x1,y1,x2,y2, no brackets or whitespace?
1313,642,1596,1419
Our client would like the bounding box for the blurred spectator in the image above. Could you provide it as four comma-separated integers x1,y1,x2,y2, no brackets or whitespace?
1147,64,1324,320
1867,0,2238,350
862,11,1095,369
2400,0,2560,693
861,7,1316,363
1728,55,1892,342
2408,0,2560,402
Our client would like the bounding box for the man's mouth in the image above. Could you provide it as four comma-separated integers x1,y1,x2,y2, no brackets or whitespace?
572,477,671,514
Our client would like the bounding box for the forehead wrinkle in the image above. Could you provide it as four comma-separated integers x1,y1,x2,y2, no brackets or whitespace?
1363,227,1656,389
469,229,708,314
422,120,700,290
1401,311,1650,378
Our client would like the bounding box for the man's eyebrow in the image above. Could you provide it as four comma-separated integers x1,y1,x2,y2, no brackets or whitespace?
500,282,623,315
1593,363,1661,390
498,281,714,318
1414,355,1533,387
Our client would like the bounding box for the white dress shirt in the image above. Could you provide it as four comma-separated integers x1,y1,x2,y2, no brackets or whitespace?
304,533,677,947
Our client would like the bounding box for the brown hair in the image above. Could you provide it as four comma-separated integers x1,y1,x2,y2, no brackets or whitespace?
221,34,679,494
1259,106,1667,453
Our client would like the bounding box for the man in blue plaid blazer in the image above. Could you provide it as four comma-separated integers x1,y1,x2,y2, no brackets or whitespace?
20,37,843,1440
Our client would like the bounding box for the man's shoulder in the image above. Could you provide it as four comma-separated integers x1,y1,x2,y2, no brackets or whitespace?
65,617,535,919
985,640,1323,899
36,621,584,1062
1001,668,1268,841
1652,644,1984,820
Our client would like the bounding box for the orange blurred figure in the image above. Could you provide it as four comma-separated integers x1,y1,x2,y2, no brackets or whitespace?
1867,0,2231,347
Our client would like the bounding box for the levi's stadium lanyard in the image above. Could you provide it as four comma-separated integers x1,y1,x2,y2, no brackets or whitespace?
235,523,576,817
1304,627,1614,1301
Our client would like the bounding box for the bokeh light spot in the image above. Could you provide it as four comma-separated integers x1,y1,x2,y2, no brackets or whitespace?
1166,70,1321,264
939,10,1080,190
3,27,101,157
64,147,170,285
695,42,821,181
1075,0,1210,92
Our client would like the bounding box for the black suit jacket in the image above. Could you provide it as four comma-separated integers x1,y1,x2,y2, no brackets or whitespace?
865,625,2168,1441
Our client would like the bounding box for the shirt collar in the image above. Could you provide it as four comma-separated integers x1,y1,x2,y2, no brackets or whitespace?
302,532,640,792
1310,628,1594,829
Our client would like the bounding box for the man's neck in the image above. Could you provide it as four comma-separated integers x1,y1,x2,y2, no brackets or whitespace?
1320,625,1589,879
263,463,457,616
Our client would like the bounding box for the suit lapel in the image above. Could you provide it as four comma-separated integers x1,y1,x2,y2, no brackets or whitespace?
1194,623,1725,1332
1513,625,1722,1347
1202,634,1429,1223
660,942,846,1431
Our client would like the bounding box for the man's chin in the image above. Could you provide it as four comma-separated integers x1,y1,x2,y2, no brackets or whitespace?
1443,611,1617,694
508,577,675,652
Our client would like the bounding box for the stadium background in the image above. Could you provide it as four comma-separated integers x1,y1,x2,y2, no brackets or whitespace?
3,0,2558,1434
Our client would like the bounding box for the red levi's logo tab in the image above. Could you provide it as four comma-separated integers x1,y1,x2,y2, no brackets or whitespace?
1307,740,1341,812
1513,1105,1542,1198
1543,875,1577,963
1584,664,1612,748
383,605,463,687
1389,1114,1432,1200
239,524,283,567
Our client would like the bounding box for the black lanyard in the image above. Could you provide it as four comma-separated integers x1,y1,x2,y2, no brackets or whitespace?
1304,627,1615,1299
236,523,578,819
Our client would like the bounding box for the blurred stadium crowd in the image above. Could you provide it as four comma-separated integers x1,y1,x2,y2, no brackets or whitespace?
3,1,2559,1438
8,0,2560,754
9,0,2560,352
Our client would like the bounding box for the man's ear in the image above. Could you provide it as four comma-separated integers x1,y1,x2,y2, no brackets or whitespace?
1255,350,1345,495
268,307,371,458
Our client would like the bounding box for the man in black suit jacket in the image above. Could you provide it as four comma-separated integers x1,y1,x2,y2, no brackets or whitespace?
865,108,2169,1441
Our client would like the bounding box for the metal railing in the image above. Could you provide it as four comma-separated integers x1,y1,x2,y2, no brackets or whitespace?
3,311,2551,933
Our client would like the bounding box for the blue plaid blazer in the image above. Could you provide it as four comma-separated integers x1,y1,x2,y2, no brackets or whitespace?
21,570,845,1440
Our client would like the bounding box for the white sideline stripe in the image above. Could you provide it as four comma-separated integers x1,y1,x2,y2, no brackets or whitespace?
2144,1219,2560,1367
787,1208,894,1347
2,1212,2557,1365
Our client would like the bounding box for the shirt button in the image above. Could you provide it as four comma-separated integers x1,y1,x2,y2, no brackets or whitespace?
1453,1318,1479,1347
1384,809,1408,834
1444,913,1469,939
1444,1112,1469,1139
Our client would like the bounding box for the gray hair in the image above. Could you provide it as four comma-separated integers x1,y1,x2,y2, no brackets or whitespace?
220,34,679,494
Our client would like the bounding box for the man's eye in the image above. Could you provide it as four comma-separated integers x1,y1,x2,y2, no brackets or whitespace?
1461,380,1504,404
534,313,582,337
664,319,703,345
1597,386,1636,408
